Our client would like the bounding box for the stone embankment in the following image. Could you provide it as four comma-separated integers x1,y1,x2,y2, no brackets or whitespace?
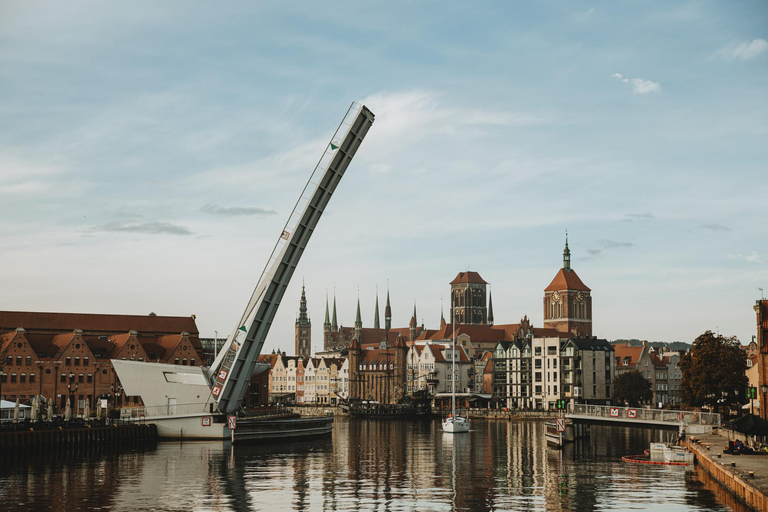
0,424,157,452
288,405,557,421
687,430,768,511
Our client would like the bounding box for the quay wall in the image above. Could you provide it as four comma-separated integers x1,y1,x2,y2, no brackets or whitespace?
288,405,557,421
688,440,768,511
0,424,157,452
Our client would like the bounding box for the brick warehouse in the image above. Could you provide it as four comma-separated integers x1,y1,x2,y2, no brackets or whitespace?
0,311,203,415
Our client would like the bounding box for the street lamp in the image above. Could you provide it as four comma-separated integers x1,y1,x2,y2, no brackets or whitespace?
762,384,768,422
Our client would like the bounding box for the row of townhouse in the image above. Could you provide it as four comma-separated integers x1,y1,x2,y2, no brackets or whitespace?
405,342,474,396
613,341,682,406
262,353,349,405
492,337,615,410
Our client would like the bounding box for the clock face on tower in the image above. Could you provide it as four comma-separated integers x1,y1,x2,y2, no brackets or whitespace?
302,330,307,336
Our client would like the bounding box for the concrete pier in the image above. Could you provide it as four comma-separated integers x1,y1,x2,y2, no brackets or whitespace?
0,424,157,452
687,430,768,511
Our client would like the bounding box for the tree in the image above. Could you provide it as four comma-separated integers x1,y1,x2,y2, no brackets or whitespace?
678,331,748,413
613,371,652,406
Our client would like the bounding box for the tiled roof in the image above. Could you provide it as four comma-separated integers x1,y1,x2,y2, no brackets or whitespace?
613,344,643,367
544,268,591,292
0,310,199,336
450,271,488,285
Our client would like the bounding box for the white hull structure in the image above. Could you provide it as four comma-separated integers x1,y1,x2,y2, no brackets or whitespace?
442,416,469,433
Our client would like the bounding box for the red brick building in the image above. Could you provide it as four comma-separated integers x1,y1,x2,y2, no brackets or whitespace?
0,310,202,415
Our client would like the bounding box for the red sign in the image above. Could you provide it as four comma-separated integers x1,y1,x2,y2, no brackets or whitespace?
627,409,637,419
281,230,290,240
610,407,620,417
228,415,237,430
218,370,228,380
556,418,566,432
212,386,221,397
201,416,211,427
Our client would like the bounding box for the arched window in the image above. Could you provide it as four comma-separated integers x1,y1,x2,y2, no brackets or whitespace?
182,358,187,365
29,373,35,383
174,358,179,365
11,373,17,383
78,373,84,383
66,357,71,366
87,374,93,383
75,357,80,366
84,357,89,366
25,356,31,366
20,373,26,383
16,356,22,365
190,359,195,366
61,373,66,383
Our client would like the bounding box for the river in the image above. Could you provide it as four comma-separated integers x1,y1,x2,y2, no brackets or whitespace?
0,418,747,511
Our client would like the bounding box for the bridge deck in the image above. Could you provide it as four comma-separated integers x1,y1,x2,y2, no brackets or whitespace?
567,404,720,430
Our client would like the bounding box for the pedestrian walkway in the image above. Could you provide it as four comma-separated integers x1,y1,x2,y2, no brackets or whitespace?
688,429,768,511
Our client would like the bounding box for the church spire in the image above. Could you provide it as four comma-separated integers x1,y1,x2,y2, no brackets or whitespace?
297,281,309,326
384,282,392,332
354,293,362,342
324,292,330,328
563,231,571,272
332,290,338,331
440,297,446,327
488,288,494,326
373,287,380,329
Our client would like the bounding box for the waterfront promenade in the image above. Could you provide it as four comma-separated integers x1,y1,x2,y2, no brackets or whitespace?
688,429,768,511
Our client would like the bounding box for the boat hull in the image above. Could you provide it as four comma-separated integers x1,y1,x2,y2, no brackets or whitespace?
442,417,469,433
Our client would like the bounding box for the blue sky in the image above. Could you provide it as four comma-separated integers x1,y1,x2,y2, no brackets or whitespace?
1,1,766,352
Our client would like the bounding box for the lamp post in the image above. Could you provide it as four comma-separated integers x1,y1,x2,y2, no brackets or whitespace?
762,384,768,422
67,372,79,418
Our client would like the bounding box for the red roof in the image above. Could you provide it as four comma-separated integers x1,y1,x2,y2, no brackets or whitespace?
614,343,643,367
0,310,199,336
544,268,591,292
450,271,488,285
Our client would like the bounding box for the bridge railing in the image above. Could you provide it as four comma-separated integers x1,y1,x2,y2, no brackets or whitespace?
571,404,720,426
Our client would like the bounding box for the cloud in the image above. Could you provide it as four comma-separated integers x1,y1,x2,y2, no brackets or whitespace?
622,212,655,222
598,239,636,249
713,39,768,60
87,222,193,236
702,223,731,232
611,73,661,94
201,204,277,217
727,252,761,263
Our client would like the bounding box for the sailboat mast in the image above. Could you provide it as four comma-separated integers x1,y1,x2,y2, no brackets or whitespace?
451,309,456,418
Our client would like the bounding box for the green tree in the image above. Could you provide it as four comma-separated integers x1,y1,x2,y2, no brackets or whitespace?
612,371,652,406
678,331,748,413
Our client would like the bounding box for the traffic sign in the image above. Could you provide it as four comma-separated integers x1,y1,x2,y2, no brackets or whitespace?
556,418,566,432
201,416,211,427
610,407,619,417
747,386,757,400
627,409,637,419
556,399,567,410
228,415,237,430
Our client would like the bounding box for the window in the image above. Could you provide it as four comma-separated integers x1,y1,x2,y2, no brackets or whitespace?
20,373,26,383
84,357,89,366
29,373,35,383
75,357,80,366
182,358,187,365
16,356,22,365
535,347,542,356
25,356,31,366
174,358,179,365
78,373,84,383
191,359,195,366
535,360,542,369
87,374,93,383
66,357,71,366
6,356,11,366
61,373,66,383
10,373,16,383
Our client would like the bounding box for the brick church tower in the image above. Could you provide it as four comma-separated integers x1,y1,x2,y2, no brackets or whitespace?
295,283,311,358
543,237,592,337
450,271,489,325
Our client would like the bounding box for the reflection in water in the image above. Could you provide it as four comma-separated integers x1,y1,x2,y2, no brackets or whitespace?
0,419,748,511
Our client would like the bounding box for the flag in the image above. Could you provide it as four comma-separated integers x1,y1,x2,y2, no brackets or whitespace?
239,326,247,332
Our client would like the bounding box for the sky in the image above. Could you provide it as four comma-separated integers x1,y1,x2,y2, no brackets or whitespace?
1,1,767,353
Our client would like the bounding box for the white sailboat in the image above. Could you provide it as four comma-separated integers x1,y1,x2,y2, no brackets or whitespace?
442,311,469,433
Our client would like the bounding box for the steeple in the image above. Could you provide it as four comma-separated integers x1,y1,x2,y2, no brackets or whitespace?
440,297,446,327
354,295,363,342
384,283,392,332
296,281,309,327
563,232,571,272
488,288,494,327
373,288,380,329
409,302,417,341
332,291,338,331
324,292,330,328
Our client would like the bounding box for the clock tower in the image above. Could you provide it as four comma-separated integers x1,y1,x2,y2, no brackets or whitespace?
543,237,592,337
295,282,311,358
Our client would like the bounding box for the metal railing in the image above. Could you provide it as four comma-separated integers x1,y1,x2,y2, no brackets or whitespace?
571,404,720,425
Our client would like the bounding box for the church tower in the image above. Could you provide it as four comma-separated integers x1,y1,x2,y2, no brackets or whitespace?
543,236,592,337
385,286,392,334
295,282,311,358
450,271,489,325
